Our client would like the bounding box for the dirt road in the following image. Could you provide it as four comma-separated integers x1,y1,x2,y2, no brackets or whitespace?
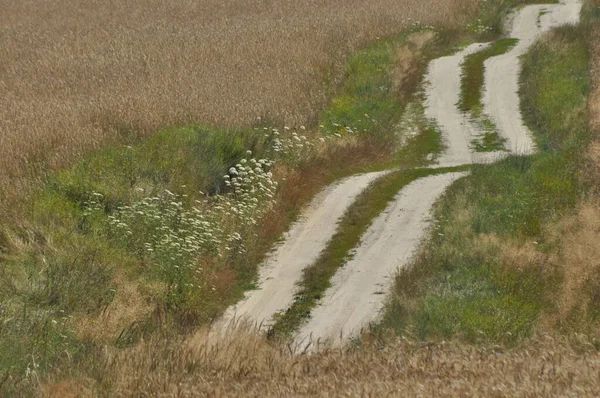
294,172,468,351
217,171,389,331
483,0,582,154
216,0,581,347
424,42,505,167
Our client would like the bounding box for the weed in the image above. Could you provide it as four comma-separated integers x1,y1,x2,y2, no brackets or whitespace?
470,117,508,152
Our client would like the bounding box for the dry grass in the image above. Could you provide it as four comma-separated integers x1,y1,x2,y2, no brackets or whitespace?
0,0,480,211
548,203,600,323
585,25,600,192
40,327,600,397
390,31,437,93
70,270,157,344
588,26,600,133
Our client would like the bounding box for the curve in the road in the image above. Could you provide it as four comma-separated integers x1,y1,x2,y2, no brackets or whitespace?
483,0,582,154
215,0,581,348
424,42,505,167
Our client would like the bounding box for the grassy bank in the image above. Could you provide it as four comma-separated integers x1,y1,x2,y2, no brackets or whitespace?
379,14,594,345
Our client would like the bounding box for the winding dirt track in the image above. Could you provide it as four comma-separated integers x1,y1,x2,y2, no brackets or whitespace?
424,42,506,167
484,0,582,154
216,0,581,348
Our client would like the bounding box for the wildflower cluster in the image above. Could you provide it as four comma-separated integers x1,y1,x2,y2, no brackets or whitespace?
88,152,278,293
81,124,348,300
467,19,493,35
224,153,278,227
107,192,226,273
260,126,323,166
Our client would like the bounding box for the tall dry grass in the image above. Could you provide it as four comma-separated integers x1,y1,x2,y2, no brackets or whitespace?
586,24,600,191
42,328,600,397
0,0,480,211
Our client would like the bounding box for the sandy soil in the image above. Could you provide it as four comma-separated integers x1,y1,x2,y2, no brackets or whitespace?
293,172,468,351
483,0,582,154
216,171,389,332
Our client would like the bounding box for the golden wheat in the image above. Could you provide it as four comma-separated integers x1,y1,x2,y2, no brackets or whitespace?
43,328,600,397
0,0,480,211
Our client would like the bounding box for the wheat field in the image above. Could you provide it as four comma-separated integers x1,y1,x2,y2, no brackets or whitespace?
43,328,600,397
0,0,480,210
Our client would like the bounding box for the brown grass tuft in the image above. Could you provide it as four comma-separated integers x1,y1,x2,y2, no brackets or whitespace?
390,31,437,94
70,271,157,344
42,379,94,398
545,202,600,328
589,26,600,133
586,25,600,192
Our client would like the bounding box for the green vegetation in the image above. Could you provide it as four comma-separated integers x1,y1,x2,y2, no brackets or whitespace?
321,35,407,135
470,117,508,152
521,27,590,152
0,125,284,392
380,22,592,345
459,38,519,116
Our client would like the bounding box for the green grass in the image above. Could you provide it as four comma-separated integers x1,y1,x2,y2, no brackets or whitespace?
520,26,590,152
459,38,519,117
320,40,400,135
470,117,508,152
320,28,433,137
379,21,591,345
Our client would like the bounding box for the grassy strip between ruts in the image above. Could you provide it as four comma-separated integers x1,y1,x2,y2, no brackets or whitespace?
267,164,470,339
458,38,518,152
378,11,594,346
458,38,519,116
